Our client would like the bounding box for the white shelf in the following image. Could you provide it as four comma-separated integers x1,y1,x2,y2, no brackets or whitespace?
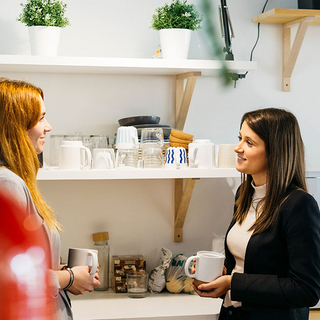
70,290,222,320
0,55,257,76
37,168,320,181
37,167,241,181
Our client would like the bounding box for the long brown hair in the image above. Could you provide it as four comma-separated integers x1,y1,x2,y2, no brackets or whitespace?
0,78,60,230
234,108,307,234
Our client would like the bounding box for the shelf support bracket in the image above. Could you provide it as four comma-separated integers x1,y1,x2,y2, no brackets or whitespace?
174,178,199,242
175,72,201,130
282,16,315,91
173,72,201,242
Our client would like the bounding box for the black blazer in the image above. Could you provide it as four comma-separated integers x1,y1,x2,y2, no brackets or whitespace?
224,189,320,320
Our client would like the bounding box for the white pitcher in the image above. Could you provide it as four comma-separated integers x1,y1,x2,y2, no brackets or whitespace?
188,139,216,169
59,141,91,170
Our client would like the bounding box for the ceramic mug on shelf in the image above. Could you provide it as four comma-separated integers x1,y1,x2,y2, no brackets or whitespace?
184,251,225,284
218,144,237,168
116,126,139,149
165,147,187,169
59,141,91,170
92,148,115,169
67,248,98,276
188,139,216,169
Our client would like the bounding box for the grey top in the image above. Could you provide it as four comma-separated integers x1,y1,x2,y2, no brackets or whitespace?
0,166,73,319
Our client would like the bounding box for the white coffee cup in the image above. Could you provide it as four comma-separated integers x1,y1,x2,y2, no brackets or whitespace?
67,248,98,276
188,139,216,169
116,126,139,149
165,147,187,169
92,148,115,169
218,144,237,168
59,141,91,170
184,251,225,283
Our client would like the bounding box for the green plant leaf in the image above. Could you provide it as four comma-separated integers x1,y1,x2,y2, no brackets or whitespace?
17,0,70,27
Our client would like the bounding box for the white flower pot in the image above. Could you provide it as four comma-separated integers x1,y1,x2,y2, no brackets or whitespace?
159,29,192,60
28,26,61,56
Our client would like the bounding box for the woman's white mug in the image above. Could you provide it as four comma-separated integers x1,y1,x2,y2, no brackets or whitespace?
67,248,98,276
184,251,225,283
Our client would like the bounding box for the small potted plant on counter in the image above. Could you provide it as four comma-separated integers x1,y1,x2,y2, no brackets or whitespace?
17,0,70,56
151,0,203,59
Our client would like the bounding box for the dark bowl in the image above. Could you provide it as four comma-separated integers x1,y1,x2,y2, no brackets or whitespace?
118,116,160,126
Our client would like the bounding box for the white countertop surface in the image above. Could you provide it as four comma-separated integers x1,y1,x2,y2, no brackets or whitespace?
70,290,222,320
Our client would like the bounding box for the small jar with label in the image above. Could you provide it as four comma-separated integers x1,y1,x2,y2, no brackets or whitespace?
92,232,109,290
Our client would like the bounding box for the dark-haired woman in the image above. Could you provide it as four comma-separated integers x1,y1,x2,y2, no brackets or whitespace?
193,108,320,320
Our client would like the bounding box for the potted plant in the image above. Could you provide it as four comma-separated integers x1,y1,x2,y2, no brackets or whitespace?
17,0,70,56
151,0,203,59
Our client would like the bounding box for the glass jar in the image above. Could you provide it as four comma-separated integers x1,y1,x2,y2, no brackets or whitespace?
92,232,109,291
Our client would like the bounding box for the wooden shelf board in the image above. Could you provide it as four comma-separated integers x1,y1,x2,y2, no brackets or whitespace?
252,8,320,25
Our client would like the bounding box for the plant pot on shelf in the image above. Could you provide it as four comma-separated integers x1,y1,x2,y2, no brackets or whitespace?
159,29,192,60
28,26,61,56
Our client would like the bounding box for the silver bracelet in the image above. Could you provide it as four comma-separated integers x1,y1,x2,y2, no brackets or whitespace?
63,267,74,291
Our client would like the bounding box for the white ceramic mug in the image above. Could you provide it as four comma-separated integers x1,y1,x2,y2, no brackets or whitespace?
165,147,187,169
59,141,91,170
67,248,98,276
116,126,139,149
92,148,115,169
188,139,216,169
184,251,225,283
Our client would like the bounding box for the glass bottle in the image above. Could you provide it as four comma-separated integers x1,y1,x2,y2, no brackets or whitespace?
92,232,109,291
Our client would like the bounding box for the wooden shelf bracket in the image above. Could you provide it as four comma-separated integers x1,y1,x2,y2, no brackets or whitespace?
174,178,199,242
175,71,201,130
173,72,201,242
282,16,315,91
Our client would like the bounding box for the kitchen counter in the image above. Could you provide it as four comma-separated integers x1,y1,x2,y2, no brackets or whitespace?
70,289,222,320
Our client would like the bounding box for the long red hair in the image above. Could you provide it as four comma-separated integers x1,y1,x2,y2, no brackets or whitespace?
0,78,60,230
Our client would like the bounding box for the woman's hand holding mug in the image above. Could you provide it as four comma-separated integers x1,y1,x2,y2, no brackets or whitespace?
66,248,101,294
68,265,100,295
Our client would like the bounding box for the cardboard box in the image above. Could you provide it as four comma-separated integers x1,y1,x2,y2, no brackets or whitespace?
111,255,146,293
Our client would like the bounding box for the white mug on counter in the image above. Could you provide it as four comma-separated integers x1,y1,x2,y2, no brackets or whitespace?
59,141,91,170
188,139,216,168
67,248,98,276
184,251,224,284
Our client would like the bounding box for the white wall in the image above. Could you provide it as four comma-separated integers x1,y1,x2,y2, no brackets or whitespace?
0,0,319,272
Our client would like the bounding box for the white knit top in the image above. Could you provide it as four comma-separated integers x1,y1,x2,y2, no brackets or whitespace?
224,183,267,308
